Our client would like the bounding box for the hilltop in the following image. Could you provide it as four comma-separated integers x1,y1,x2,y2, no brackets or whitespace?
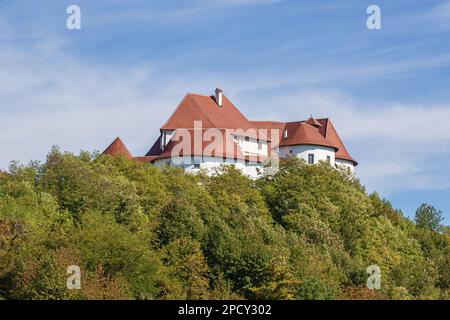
0,148,449,300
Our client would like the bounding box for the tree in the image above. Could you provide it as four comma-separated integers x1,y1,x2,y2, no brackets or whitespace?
1,149,450,300
250,253,299,300
415,204,444,232
163,238,210,300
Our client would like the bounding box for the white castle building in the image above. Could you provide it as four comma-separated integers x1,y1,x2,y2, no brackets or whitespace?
103,88,357,178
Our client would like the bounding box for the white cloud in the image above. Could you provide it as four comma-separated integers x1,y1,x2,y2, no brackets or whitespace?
0,37,184,169
1,8,450,202
2,35,450,198
233,88,450,193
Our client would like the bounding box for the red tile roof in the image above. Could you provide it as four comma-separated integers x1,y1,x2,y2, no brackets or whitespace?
105,90,356,166
251,118,356,165
102,137,132,159
251,121,336,150
317,119,357,165
305,116,323,127
161,93,255,131
280,122,337,150
146,129,265,163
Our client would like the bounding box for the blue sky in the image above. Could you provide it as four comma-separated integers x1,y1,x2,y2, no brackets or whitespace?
1,0,450,223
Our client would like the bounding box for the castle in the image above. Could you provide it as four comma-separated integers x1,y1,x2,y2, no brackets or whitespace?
103,88,357,178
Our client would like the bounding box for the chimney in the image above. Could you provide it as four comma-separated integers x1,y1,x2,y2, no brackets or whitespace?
215,88,223,107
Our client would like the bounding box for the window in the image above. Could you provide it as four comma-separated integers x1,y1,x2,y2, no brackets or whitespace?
308,154,314,164
161,132,166,149
289,149,293,154
326,155,331,163
258,141,263,150
283,129,288,138
193,163,200,169
245,160,249,165
245,136,249,142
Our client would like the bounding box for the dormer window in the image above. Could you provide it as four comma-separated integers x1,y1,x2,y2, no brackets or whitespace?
161,130,174,150
161,132,167,150
283,129,288,139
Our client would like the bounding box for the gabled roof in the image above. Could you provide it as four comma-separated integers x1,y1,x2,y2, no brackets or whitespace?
102,137,132,159
305,116,323,127
106,90,356,167
161,93,255,131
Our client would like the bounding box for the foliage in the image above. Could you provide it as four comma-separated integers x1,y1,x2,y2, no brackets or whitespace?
0,150,448,300
415,203,444,232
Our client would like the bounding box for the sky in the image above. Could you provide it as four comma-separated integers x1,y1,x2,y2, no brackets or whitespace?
0,0,450,223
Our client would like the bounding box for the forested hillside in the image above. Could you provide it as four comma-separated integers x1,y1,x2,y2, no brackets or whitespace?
0,148,449,300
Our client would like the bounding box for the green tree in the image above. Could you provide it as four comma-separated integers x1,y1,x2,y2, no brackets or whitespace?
415,203,444,232
163,238,210,299
1,148,450,300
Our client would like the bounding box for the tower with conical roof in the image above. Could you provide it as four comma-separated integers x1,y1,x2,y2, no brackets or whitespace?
102,137,132,159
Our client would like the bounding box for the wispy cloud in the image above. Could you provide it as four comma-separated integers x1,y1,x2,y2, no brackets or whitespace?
2,15,450,196
86,0,282,26
0,37,179,168
1,1,449,219
3,33,449,196
430,1,450,28
234,87,450,193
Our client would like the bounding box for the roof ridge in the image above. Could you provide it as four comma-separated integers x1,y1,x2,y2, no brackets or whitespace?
305,116,323,127
222,95,251,123
189,94,217,129
160,94,190,130
160,94,214,130
251,120,286,124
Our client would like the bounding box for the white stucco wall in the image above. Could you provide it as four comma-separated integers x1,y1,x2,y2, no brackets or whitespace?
153,143,353,178
153,156,263,179
232,135,268,156
279,145,335,165
335,159,355,174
